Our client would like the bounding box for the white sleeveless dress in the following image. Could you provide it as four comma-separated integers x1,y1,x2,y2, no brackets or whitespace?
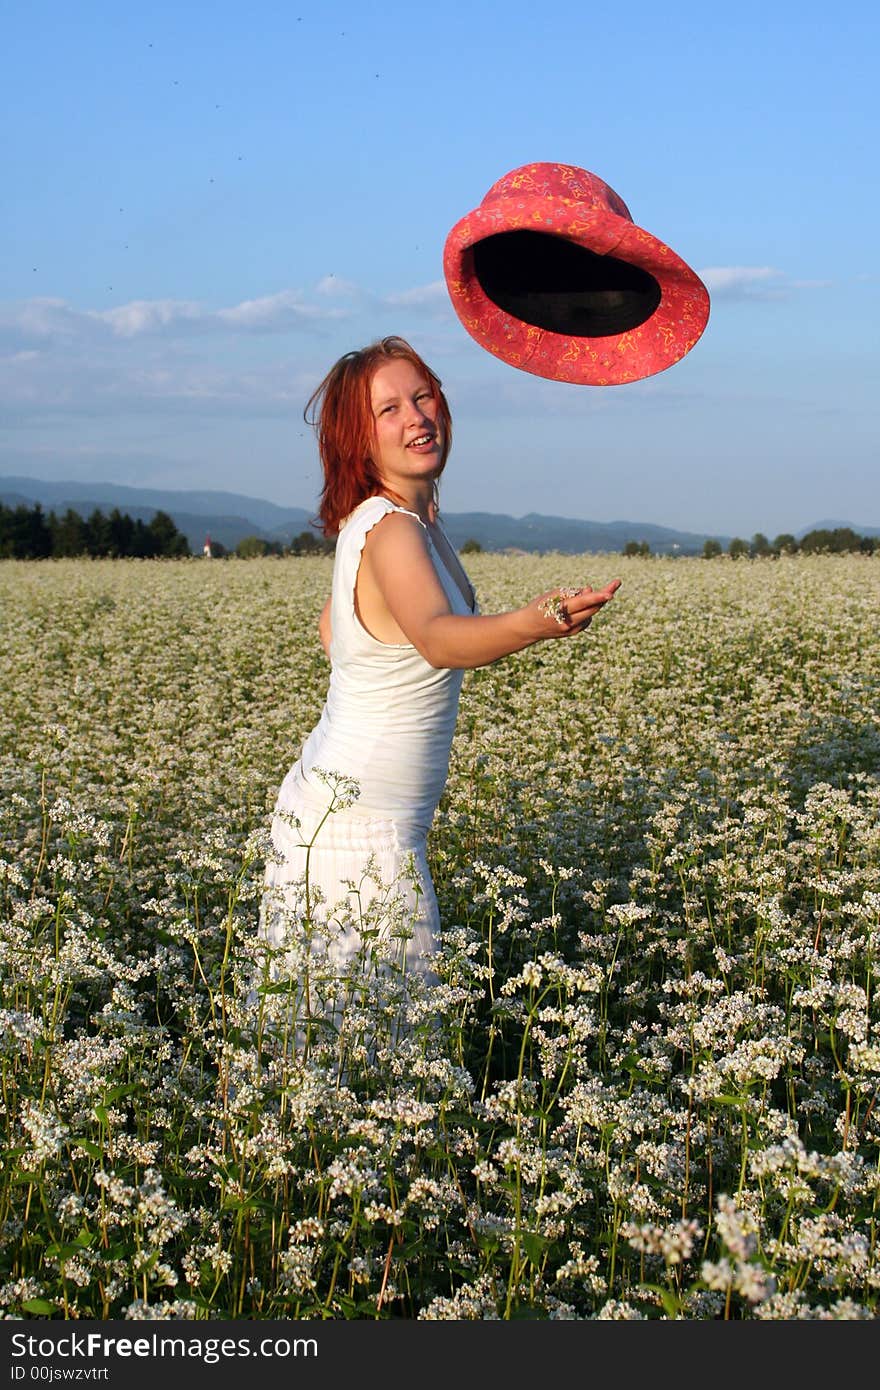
260,496,476,985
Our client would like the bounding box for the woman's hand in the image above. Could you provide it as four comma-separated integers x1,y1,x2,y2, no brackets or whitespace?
531,579,622,637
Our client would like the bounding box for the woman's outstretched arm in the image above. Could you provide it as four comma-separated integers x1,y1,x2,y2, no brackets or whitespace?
363,511,621,670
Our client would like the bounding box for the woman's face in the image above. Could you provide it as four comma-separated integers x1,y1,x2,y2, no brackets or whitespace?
369,358,443,495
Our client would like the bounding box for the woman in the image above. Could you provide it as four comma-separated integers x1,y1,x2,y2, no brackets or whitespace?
260,336,620,1026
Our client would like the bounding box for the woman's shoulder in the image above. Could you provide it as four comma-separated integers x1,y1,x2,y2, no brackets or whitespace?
339,495,427,537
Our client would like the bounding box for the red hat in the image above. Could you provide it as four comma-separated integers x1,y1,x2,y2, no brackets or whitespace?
443,162,710,386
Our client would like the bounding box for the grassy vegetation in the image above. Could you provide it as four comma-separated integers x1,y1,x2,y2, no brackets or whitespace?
1,550,878,1319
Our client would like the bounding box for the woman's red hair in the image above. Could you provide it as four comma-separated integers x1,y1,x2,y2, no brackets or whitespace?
305,336,452,537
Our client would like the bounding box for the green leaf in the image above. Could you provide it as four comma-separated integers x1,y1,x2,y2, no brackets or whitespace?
472,1230,500,1254
102,1084,137,1103
46,1242,88,1260
520,1231,550,1265
22,1299,58,1315
221,1194,276,1212
70,1137,102,1158
639,1282,683,1319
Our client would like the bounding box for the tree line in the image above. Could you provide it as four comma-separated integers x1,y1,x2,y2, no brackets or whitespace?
209,530,336,559
0,503,190,559
622,527,877,558
4,502,874,562
0,504,338,561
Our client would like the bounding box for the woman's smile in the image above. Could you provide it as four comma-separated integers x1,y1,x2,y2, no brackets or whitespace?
406,431,437,453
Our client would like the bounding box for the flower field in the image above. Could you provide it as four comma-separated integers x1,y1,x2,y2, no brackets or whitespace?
1,549,879,1320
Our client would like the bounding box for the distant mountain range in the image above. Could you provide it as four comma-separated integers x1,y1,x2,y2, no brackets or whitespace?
1,475,877,556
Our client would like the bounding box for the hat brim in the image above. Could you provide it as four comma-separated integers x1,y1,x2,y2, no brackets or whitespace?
444,201,710,386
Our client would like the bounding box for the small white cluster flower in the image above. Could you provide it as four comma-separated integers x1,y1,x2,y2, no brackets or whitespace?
310,766,361,810
20,1099,68,1164
622,1217,703,1265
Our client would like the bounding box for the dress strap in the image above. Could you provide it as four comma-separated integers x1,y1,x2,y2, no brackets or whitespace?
378,497,428,530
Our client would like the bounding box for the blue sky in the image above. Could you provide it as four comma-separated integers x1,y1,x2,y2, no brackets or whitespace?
2,0,878,538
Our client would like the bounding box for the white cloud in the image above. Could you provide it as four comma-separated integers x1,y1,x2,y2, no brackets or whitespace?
216,289,347,330
0,342,315,417
698,266,835,301
93,299,204,337
698,266,783,297
384,279,449,308
314,274,363,299
2,287,353,347
3,298,88,340
2,272,457,351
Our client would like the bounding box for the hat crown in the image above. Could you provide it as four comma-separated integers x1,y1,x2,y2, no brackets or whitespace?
482,162,633,224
